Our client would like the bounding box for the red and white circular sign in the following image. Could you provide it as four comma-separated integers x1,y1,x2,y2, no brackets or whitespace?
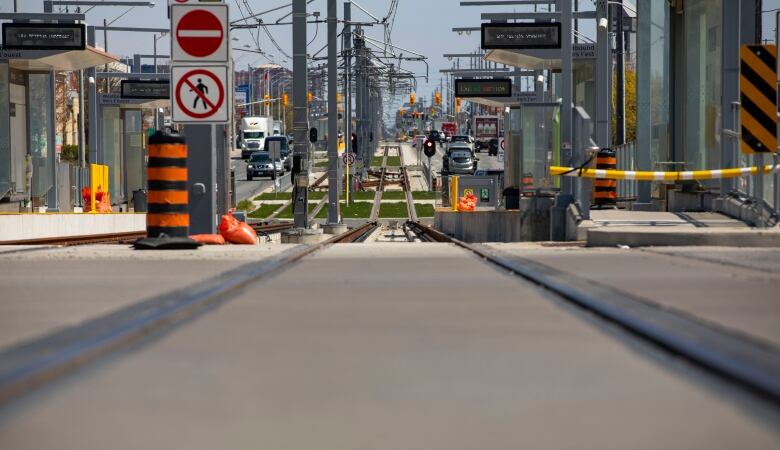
174,68,226,121
176,9,224,58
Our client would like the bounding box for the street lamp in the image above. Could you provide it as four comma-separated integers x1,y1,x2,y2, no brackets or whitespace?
153,31,168,74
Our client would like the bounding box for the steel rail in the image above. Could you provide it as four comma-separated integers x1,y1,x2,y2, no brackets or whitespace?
406,221,780,404
0,231,147,247
0,225,367,407
327,221,379,244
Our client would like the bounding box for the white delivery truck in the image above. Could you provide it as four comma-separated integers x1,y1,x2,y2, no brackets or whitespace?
273,120,283,135
473,115,500,153
240,116,274,159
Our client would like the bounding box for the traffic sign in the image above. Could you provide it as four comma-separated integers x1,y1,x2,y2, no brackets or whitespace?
342,152,356,166
740,44,777,153
172,66,228,123
171,4,228,63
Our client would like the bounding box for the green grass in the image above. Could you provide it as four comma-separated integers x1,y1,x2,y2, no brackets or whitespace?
339,202,373,219
255,192,292,201
412,191,437,200
382,191,406,200
314,160,329,168
247,203,283,219
414,203,436,217
378,202,408,218
308,191,327,200
275,202,320,219
371,156,383,167
235,199,253,211
385,156,401,167
349,191,376,201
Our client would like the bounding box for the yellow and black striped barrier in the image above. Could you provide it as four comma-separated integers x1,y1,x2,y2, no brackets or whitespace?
740,44,777,154
593,148,617,206
550,164,780,181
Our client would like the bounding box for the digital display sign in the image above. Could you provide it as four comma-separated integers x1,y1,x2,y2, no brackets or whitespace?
481,23,561,50
120,80,170,100
455,79,512,98
2,23,86,50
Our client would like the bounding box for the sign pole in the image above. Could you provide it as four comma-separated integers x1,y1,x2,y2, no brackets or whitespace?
428,155,432,192
326,0,340,224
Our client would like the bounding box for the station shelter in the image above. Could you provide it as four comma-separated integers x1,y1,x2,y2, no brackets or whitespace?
0,28,118,212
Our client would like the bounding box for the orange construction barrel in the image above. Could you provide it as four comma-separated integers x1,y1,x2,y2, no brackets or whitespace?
593,148,617,207
146,130,189,238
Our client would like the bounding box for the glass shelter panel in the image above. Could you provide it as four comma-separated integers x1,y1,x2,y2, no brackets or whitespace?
520,104,560,192
0,64,10,199
101,106,122,201
683,0,722,173
28,73,53,199
637,0,671,170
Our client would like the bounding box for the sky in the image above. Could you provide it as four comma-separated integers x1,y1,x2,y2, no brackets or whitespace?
3,0,780,110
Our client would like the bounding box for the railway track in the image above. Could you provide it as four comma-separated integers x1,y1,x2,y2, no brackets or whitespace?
403,220,780,404
0,223,295,247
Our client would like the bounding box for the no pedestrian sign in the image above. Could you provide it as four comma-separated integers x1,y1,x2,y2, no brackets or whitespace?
171,3,228,63
172,66,228,123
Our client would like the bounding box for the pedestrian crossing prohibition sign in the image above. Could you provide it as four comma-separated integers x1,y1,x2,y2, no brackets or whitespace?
172,66,228,123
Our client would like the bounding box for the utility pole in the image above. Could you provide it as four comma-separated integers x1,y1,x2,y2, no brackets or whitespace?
326,0,340,225
615,2,626,145
343,1,353,205
292,0,309,229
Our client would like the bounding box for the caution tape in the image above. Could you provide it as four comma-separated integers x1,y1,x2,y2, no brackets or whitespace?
549,164,780,181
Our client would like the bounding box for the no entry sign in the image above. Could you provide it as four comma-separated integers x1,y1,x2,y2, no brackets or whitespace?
171,3,228,63
172,66,228,123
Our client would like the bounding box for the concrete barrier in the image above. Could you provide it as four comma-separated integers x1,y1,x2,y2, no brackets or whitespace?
0,213,146,242
434,197,552,242
587,227,780,247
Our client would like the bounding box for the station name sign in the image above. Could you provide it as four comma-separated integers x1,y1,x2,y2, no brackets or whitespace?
455,78,512,98
481,23,561,50
121,80,170,100
2,23,86,50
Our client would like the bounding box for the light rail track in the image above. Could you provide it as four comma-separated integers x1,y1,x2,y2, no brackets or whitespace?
0,223,381,406
405,220,780,404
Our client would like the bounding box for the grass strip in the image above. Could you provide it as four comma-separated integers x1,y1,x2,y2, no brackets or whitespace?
414,203,436,218
255,192,292,201
411,191,438,200
349,191,376,201
247,203,283,219
378,202,408,218
385,156,401,167
371,156,383,167
235,199,253,211
337,202,373,219
381,191,406,200
275,202,319,219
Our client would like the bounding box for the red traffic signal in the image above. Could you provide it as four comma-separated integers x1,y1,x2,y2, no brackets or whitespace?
423,139,436,158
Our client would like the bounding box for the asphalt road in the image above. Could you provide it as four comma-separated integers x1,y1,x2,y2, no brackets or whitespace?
231,153,292,203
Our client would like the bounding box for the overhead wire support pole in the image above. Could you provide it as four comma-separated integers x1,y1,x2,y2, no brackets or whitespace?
292,0,310,229
327,0,340,224
344,1,354,205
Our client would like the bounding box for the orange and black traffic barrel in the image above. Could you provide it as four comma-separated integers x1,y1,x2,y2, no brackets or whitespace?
593,148,617,207
146,130,189,237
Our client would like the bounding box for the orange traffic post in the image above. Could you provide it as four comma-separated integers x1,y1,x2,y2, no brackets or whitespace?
593,148,617,208
146,131,190,238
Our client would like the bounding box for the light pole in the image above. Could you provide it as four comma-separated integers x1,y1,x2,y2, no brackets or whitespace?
153,31,167,74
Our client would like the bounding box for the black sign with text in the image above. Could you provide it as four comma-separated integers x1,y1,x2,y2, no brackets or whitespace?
2,23,86,50
120,80,170,100
481,23,561,49
455,79,512,98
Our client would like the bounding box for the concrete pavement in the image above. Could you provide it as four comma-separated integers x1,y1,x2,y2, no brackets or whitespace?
0,243,777,449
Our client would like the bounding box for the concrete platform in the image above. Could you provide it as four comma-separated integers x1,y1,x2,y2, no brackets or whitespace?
0,244,777,449
489,243,780,348
435,197,553,242
0,245,293,349
0,213,145,242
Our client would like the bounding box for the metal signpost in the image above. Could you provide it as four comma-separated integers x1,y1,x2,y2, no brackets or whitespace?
170,1,230,234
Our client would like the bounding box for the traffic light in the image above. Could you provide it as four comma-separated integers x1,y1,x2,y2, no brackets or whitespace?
307,91,313,103
282,93,289,106
409,92,416,105
350,132,358,153
337,93,343,103
399,108,405,117
423,139,436,158
455,97,462,112
434,91,441,105
263,94,270,105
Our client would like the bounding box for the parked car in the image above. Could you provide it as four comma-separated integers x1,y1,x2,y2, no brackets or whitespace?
428,130,442,143
264,136,291,171
246,151,283,181
442,142,478,175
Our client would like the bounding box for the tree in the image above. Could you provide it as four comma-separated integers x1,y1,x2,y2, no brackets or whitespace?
612,68,637,144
